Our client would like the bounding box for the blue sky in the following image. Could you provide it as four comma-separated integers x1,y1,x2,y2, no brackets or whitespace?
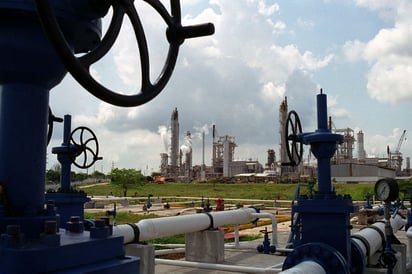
47,0,412,174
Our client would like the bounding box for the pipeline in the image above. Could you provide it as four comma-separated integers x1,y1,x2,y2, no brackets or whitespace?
280,261,326,274
351,214,406,262
113,207,260,243
406,227,412,270
155,258,282,274
280,215,406,274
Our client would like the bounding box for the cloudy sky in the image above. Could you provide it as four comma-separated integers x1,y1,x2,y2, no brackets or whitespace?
47,0,412,175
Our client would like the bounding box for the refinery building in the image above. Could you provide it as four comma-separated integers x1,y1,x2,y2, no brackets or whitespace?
159,102,409,182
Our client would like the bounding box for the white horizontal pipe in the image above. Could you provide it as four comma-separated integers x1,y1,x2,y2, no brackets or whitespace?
279,261,326,274
113,207,258,243
155,247,185,256
153,243,293,253
352,214,406,259
406,227,412,270
155,258,282,273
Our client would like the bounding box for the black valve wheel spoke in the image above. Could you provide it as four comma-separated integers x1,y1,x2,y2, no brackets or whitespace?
34,0,214,107
285,110,303,166
69,127,100,169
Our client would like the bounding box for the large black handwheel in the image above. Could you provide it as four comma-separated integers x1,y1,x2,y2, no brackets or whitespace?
34,0,214,107
285,110,303,166
70,126,102,169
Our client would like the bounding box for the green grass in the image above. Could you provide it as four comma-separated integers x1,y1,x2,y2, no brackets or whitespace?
83,180,406,245
82,181,381,201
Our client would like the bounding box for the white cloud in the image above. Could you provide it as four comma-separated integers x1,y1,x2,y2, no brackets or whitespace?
48,0,344,172
331,107,352,120
261,82,285,102
367,59,412,104
343,0,412,104
364,128,405,158
342,40,365,62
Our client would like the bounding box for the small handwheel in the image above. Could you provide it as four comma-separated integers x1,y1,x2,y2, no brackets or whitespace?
34,0,214,107
70,127,102,169
285,110,303,166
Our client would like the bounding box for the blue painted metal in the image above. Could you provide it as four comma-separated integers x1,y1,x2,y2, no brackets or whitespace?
0,1,139,273
147,194,153,210
256,227,276,254
364,193,373,209
406,188,412,231
379,203,398,273
46,115,91,228
283,91,357,272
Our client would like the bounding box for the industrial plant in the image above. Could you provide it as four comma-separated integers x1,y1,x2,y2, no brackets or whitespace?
4,1,412,273
159,108,263,181
159,100,410,182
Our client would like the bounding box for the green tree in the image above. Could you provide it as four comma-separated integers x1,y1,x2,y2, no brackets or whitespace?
91,170,106,179
46,169,60,184
71,172,88,182
398,179,412,199
109,168,146,196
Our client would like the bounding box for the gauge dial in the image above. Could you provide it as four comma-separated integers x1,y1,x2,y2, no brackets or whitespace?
374,178,399,202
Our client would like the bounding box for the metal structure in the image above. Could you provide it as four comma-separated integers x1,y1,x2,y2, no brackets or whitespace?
170,107,180,177
182,131,193,178
46,115,102,228
212,135,237,177
0,0,213,272
334,127,355,164
388,129,406,174
357,130,367,163
282,90,358,273
279,97,288,175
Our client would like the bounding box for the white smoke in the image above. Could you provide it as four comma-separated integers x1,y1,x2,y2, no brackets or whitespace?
192,124,211,139
158,125,171,153
180,133,192,155
180,133,192,163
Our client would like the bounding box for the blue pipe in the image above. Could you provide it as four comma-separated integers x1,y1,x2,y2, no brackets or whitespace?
316,92,328,131
0,84,49,216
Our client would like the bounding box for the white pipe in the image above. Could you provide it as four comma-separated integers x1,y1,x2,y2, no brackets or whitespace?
234,224,240,247
155,258,282,273
154,243,293,253
113,207,259,243
155,248,185,256
351,214,406,260
251,212,278,246
406,226,412,270
225,244,293,253
279,261,326,274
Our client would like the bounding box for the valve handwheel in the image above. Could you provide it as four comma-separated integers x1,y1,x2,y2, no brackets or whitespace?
34,0,215,107
285,110,303,166
70,126,102,169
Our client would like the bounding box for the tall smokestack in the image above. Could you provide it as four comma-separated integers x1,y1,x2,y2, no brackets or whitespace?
357,130,366,162
170,107,179,176
279,97,288,172
184,131,192,178
202,131,205,166
212,124,216,142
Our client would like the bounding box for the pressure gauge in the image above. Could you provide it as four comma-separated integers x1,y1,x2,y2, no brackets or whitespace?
374,178,399,202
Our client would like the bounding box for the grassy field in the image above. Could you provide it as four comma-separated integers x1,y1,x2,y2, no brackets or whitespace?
81,180,411,244
80,181,380,201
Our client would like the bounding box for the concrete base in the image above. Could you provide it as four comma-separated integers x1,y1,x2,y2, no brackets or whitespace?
185,230,224,263
125,243,155,274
